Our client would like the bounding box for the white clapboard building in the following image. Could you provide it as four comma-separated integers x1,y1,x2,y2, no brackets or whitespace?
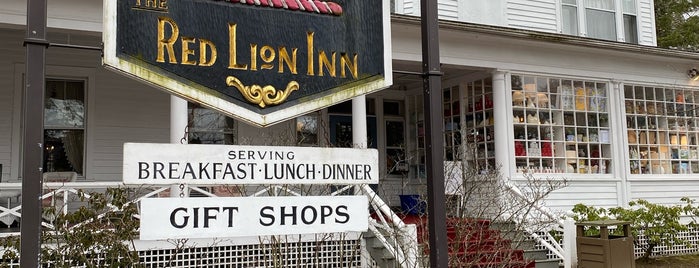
1,0,699,266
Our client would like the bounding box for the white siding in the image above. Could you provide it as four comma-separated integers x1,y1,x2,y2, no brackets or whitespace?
543,181,621,212
396,0,460,21
438,0,459,21
89,69,170,181
506,0,558,33
0,28,171,182
629,180,699,206
637,0,657,46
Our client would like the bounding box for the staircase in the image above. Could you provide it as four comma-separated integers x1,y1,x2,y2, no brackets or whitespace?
399,214,558,268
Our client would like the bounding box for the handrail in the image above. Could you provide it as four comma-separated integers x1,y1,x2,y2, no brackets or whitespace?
502,179,566,260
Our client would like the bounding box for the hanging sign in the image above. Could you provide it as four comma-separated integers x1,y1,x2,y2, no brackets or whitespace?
139,196,368,240
122,143,379,185
103,0,392,127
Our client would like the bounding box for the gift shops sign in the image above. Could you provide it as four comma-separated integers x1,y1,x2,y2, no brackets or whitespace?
140,196,368,240
103,0,392,127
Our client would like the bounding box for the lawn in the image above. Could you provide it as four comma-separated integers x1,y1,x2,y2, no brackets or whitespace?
636,254,699,268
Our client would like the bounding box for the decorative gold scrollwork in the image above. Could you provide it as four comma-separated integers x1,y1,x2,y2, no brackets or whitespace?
225,76,299,108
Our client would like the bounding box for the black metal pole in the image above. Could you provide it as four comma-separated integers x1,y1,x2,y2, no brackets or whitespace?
420,0,448,267
22,0,47,267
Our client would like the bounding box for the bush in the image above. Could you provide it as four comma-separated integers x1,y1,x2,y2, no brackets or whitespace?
572,199,695,262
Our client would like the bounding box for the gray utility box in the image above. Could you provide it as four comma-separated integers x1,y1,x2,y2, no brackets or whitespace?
576,220,635,268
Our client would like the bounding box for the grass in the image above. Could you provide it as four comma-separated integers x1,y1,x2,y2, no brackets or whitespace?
636,254,699,268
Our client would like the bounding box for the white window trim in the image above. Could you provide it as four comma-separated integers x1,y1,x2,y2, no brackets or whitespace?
560,0,639,42
11,64,96,181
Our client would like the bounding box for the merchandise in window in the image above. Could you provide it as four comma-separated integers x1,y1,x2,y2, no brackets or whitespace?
512,75,611,174
463,79,495,174
44,79,85,174
625,85,699,174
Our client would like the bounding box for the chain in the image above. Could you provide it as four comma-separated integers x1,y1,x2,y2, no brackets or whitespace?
180,126,190,144
179,184,186,198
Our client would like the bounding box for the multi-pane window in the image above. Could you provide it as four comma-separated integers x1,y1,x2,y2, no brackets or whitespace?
187,103,236,144
624,85,699,174
511,74,612,174
44,79,85,174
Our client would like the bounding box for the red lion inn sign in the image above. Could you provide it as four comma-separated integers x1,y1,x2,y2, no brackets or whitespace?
103,0,392,126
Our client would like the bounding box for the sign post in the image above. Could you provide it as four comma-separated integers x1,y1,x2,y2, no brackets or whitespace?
21,0,47,267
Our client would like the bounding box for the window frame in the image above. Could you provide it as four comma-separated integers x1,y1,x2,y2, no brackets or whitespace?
11,64,95,180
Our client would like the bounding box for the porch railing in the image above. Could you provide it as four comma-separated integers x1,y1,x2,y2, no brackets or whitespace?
0,181,418,267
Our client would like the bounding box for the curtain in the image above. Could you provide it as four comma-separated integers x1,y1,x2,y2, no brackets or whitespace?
584,0,614,10
586,9,616,41
61,130,84,174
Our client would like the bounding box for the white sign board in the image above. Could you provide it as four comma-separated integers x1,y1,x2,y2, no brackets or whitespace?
139,196,368,240
123,143,379,185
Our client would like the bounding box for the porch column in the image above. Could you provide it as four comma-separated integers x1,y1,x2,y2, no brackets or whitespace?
352,95,368,149
170,96,189,197
492,71,511,177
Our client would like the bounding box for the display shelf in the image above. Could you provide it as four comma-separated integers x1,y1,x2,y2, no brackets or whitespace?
512,75,611,174
625,85,699,174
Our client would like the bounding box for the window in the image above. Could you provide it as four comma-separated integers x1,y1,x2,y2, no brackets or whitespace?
328,99,377,149
624,85,699,174
44,79,86,174
384,100,407,175
561,0,637,43
296,113,319,146
584,0,616,41
562,0,579,35
511,74,611,174
187,103,236,144
622,0,638,43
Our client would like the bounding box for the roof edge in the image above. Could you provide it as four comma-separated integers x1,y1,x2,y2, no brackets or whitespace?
391,14,699,61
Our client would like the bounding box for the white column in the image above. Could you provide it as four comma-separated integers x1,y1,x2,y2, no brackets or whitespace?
611,80,628,206
170,95,189,197
563,218,577,268
492,71,511,177
352,95,368,149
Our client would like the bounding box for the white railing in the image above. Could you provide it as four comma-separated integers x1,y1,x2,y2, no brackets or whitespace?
0,182,417,267
503,179,566,260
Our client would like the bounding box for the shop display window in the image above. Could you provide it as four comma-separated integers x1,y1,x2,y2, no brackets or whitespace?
624,85,699,174
511,75,612,174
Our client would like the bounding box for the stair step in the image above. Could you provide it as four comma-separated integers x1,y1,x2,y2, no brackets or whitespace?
523,249,549,260
535,258,562,268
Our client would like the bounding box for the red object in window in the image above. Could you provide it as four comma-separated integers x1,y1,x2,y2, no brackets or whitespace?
515,141,526,156
541,142,552,156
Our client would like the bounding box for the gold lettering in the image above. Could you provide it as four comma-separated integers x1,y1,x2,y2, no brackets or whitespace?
199,39,217,67
181,37,197,65
136,0,142,5
340,53,358,79
146,0,157,8
228,23,248,70
318,51,336,77
157,17,178,64
278,47,297,74
260,45,275,70
159,0,168,9
306,32,314,76
250,44,258,71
